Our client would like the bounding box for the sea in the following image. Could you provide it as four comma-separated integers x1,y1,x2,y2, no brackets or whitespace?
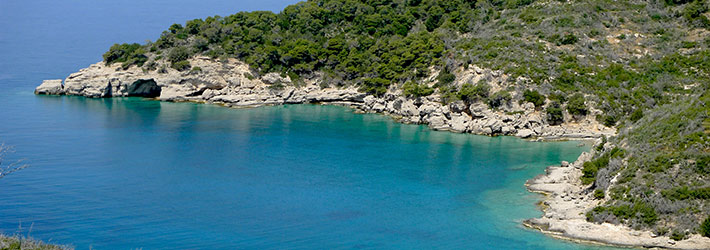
0,0,620,249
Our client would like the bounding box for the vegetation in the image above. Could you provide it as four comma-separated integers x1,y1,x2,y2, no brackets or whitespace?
402,81,434,98
586,88,710,237
97,0,710,239
458,82,490,104
546,101,564,125
522,89,545,109
488,90,511,108
0,234,71,250
565,93,587,117
701,216,710,237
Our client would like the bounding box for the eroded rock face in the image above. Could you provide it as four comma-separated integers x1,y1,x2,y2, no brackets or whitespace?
34,79,64,95
127,79,161,97
35,58,615,140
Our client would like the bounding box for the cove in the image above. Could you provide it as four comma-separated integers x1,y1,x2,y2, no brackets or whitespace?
0,0,623,248
0,94,615,249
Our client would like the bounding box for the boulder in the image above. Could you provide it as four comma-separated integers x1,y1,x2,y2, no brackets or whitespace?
449,100,467,113
469,103,489,118
261,72,291,85
34,79,64,95
516,129,535,138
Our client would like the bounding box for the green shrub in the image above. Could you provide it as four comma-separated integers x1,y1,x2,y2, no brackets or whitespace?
546,101,564,125
662,186,710,200
523,89,545,109
670,230,687,241
103,43,147,67
488,91,511,108
698,156,710,174
581,147,625,185
168,46,191,64
437,68,456,86
683,0,710,28
402,81,434,98
594,189,605,199
601,114,618,127
701,216,710,238
361,78,391,96
558,33,579,45
630,109,644,122
458,82,490,103
566,93,587,116
171,60,191,71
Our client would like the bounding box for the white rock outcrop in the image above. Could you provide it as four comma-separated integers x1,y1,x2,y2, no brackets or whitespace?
34,79,64,95
35,58,615,139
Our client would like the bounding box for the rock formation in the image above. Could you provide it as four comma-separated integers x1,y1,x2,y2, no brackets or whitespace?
35,57,615,139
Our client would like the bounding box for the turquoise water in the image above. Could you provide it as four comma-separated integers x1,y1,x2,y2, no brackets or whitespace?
0,0,622,249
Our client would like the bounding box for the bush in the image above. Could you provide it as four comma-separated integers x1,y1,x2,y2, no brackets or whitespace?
546,101,564,125
523,89,545,109
683,0,710,27
402,81,434,98
168,46,191,63
566,93,588,116
458,82,490,103
630,109,644,122
488,91,511,108
670,230,687,241
601,114,618,127
361,78,391,96
581,147,625,185
171,60,191,71
594,189,605,199
558,33,579,45
701,216,710,238
103,43,147,67
437,67,456,86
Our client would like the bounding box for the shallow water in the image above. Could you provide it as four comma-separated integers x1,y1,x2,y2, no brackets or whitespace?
0,0,622,249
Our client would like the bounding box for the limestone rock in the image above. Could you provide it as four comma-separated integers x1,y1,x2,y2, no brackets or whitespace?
516,129,535,138
34,79,64,95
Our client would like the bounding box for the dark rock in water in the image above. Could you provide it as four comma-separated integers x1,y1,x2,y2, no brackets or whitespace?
127,79,161,97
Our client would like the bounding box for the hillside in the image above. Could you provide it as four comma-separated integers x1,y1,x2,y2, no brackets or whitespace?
76,0,710,243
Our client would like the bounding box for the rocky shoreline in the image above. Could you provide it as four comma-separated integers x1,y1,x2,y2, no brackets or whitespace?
524,144,710,250
41,56,710,249
35,56,615,140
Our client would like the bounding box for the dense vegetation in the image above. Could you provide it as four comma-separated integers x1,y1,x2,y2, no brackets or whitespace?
100,0,710,239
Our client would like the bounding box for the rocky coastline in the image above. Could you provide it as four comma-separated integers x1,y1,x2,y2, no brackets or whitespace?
525,144,710,249
35,56,614,140
40,56,710,249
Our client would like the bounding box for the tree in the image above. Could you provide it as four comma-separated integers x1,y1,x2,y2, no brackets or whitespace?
566,93,588,116
168,46,191,63
547,101,564,125
0,144,28,179
523,89,545,109
402,81,434,98
458,82,489,103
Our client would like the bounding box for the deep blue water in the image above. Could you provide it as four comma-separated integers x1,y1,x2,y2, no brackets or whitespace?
0,1,620,249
